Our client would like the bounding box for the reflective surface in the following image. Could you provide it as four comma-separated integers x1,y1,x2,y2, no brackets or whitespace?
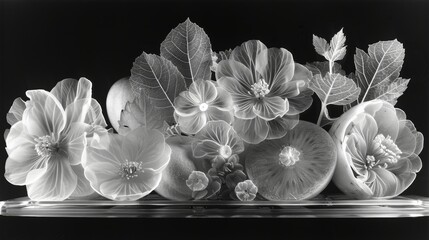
1,194,429,218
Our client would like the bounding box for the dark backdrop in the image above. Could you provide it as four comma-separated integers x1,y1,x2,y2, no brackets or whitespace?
1,0,428,239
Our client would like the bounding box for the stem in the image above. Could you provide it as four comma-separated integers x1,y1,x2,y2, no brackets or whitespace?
316,59,334,126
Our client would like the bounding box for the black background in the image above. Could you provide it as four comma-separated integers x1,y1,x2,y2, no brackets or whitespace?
1,0,428,239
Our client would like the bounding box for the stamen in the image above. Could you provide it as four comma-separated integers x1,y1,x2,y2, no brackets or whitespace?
119,160,143,180
251,78,270,98
199,103,209,112
34,135,57,158
279,146,301,167
219,145,232,159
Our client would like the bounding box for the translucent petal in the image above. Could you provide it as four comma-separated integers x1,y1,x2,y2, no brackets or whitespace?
85,99,107,128
195,120,229,145
83,162,120,194
177,112,208,135
122,128,170,172
395,120,417,158
70,164,95,198
85,134,123,167
189,80,217,103
266,114,299,140
369,168,399,198
345,133,368,176
206,107,233,124
373,102,399,141
174,93,199,117
5,122,34,152
5,151,48,186
64,98,92,126
216,60,255,89
50,78,79,109
395,108,407,121
27,156,78,201
253,96,288,121
7,97,26,126
193,140,222,159
230,40,267,80
255,48,294,91
413,132,424,155
210,87,233,111
226,127,245,154
23,90,66,138
350,113,378,150
63,122,89,165
268,63,311,99
217,76,257,119
233,117,269,144
286,88,314,115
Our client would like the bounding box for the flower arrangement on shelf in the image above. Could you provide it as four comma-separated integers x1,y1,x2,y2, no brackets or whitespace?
3,18,423,202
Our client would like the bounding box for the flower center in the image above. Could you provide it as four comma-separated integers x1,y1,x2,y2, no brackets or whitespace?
199,102,209,112
279,146,301,167
219,145,232,159
366,134,402,169
34,135,58,158
119,160,143,180
251,78,270,98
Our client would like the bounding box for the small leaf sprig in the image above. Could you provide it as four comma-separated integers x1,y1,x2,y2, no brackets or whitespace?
309,28,360,126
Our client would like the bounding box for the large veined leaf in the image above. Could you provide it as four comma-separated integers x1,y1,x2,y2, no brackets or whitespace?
130,52,187,126
354,39,408,104
306,61,345,77
160,18,212,87
310,73,360,106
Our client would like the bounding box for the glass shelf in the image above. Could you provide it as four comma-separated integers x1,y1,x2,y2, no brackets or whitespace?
1,194,429,218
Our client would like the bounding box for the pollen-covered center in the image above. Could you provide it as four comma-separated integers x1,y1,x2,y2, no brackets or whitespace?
279,146,301,167
199,102,209,112
219,145,232,159
119,160,143,180
34,135,58,158
366,134,402,169
251,78,270,98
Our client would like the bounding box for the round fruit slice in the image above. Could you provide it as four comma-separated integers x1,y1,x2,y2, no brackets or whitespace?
245,121,337,200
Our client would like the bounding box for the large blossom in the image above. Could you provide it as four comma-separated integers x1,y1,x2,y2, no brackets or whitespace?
330,100,423,199
174,80,233,135
216,40,313,144
4,78,107,201
82,127,170,201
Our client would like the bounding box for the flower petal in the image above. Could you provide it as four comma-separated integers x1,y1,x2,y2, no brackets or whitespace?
7,98,26,126
216,60,255,89
345,132,368,177
84,162,120,194
193,140,222,159
70,164,95,198
286,88,314,115
189,80,218,103
85,99,107,128
230,40,267,80
27,156,78,201
266,114,299,140
23,90,66,138
195,120,229,145
233,117,269,144
269,63,311,99
210,87,233,111
369,168,399,198
63,122,89,165
226,127,244,154
255,48,294,91
206,107,233,124
5,152,48,186
217,76,257,119
177,112,207,135
51,78,92,109
373,102,399,141
395,120,417,158
5,121,34,152
174,92,199,117
350,113,378,148
253,96,288,121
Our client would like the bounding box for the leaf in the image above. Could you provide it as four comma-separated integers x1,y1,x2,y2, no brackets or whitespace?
312,35,329,58
312,28,346,62
216,49,232,62
310,73,361,106
130,52,187,126
374,77,410,105
354,39,405,103
117,93,167,136
160,18,212,87
306,61,345,77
